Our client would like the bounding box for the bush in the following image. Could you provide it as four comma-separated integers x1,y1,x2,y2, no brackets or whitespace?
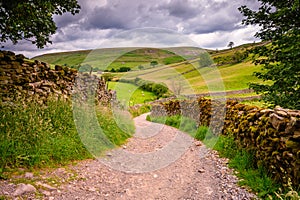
118,66,131,72
119,78,170,98
195,126,212,141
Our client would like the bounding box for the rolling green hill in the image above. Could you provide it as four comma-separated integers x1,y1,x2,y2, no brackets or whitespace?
33,42,268,97
33,47,202,72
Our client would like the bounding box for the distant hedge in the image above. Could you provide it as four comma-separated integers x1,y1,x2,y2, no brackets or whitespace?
118,78,169,98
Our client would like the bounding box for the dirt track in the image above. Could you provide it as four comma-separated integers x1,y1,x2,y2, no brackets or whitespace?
0,113,257,199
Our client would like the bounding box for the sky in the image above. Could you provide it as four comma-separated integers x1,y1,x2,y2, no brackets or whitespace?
3,0,261,58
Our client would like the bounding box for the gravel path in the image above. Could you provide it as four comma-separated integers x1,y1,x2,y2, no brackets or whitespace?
0,113,257,199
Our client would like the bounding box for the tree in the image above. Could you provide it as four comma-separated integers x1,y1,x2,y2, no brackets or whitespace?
0,0,80,48
150,61,158,67
118,66,131,72
239,0,300,109
227,41,234,49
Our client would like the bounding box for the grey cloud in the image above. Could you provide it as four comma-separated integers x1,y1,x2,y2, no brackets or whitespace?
157,0,200,19
2,0,261,58
50,0,262,37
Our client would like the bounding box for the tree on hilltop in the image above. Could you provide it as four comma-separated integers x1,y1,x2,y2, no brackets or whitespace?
239,0,300,109
227,41,234,49
0,0,80,48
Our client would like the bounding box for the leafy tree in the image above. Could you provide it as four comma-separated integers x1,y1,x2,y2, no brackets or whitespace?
150,60,158,67
227,41,234,49
118,66,131,72
0,0,80,48
239,0,300,109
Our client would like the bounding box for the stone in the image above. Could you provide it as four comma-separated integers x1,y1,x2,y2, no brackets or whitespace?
269,113,284,130
24,172,34,179
41,190,51,196
13,183,36,196
194,141,202,146
275,110,288,117
36,182,57,191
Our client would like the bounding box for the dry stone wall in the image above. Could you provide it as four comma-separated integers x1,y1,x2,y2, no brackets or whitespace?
151,98,300,187
0,51,112,104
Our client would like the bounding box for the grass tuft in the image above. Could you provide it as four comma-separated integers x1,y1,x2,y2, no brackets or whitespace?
0,99,133,175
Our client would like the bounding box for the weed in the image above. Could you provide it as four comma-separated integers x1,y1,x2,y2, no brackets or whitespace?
0,98,132,174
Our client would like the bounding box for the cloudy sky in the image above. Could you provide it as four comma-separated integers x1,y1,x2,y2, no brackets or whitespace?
3,0,261,58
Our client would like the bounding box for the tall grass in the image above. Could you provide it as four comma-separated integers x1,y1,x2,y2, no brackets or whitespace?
0,99,133,174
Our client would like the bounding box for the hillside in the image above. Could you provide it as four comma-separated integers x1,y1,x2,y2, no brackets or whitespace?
33,47,203,72
33,42,267,96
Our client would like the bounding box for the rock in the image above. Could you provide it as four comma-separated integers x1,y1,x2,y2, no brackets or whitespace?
13,183,36,196
24,172,34,179
41,190,51,196
194,141,202,146
269,113,285,130
36,182,57,191
275,110,288,117
198,168,205,173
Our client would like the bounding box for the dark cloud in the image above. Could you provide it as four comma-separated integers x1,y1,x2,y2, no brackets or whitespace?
158,0,200,19
2,0,261,58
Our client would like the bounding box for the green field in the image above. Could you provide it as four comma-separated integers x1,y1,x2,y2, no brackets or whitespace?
115,60,262,95
34,43,267,98
107,81,157,105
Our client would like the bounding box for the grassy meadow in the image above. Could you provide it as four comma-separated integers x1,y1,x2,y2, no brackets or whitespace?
107,81,157,105
34,43,267,98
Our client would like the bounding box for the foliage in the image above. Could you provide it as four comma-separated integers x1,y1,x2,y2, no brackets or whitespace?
118,66,131,72
150,60,158,67
239,0,300,109
213,135,283,199
0,0,80,48
194,126,214,141
102,73,113,82
118,77,170,98
227,41,235,49
213,50,248,65
0,98,131,174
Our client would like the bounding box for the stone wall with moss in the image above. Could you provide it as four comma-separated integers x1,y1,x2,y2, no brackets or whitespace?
0,50,112,104
151,98,300,187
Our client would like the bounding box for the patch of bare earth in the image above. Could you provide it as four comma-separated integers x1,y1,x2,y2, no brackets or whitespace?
0,113,257,199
